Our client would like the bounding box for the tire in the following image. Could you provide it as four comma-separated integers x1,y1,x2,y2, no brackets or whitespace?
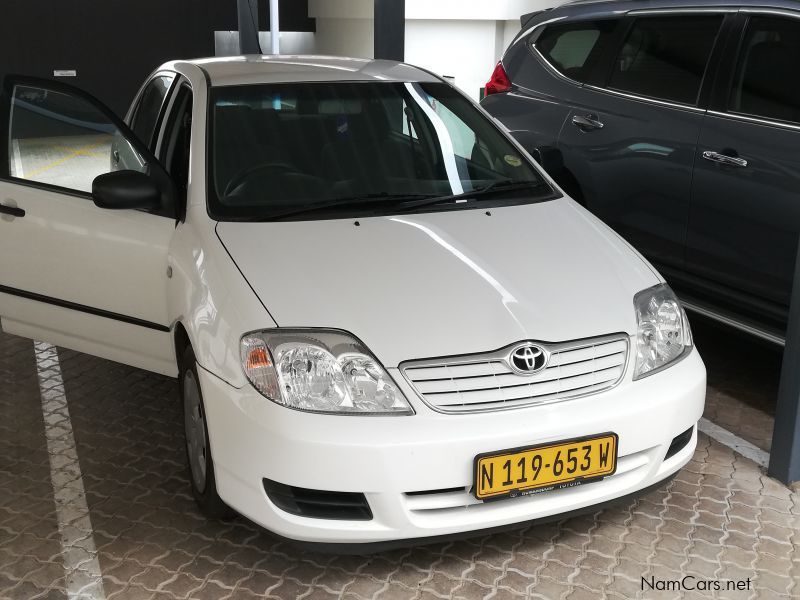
180,345,234,519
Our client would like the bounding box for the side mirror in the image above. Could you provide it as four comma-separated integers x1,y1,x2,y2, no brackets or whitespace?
92,170,161,210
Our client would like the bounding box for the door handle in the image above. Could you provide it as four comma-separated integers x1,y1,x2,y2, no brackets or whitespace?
0,203,25,218
572,114,604,131
702,150,748,168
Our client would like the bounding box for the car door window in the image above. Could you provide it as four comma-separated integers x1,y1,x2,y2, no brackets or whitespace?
728,15,800,124
608,15,723,105
159,85,193,193
130,74,174,149
7,82,148,193
535,20,619,83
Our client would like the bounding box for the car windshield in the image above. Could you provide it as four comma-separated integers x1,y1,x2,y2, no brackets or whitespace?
208,81,554,220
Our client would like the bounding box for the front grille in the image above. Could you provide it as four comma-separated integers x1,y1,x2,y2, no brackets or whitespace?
263,479,372,521
400,334,629,413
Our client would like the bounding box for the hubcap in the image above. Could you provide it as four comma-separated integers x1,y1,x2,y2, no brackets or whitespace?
183,370,207,493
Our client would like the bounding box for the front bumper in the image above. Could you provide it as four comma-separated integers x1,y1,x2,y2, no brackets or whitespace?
200,347,706,544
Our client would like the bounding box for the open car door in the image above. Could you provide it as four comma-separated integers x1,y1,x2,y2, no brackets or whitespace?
0,76,179,376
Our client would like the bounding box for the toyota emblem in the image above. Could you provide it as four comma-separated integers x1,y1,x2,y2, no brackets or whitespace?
509,343,548,374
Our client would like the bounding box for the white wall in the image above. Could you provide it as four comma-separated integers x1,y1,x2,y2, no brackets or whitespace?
305,0,563,99
214,32,316,56
313,18,374,59
405,20,501,101
503,19,524,50
406,0,557,20
308,0,373,20
405,1,560,100
308,0,374,59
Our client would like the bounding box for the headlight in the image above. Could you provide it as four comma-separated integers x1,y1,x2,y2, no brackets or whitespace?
633,284,692,380
239,329,413,415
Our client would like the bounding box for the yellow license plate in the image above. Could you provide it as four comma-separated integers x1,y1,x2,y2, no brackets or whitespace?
474,433,618,500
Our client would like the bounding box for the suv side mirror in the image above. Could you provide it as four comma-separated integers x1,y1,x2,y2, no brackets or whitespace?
92,170,161,210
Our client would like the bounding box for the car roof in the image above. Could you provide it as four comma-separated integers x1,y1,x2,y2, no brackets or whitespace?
172,55,442,87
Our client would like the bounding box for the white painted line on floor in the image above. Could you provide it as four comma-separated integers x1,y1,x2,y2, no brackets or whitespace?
698,416,770,469
11,139,24,178
34,341,106,600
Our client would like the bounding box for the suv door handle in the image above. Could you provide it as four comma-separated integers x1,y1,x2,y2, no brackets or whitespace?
572,114,604,131
0,203,25,218
702,150,748,168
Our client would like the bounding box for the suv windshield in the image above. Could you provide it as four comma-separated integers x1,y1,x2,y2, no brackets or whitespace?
208,81,555,220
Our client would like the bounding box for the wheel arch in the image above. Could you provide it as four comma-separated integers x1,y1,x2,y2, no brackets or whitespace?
174,321,191,367
555,167,587,207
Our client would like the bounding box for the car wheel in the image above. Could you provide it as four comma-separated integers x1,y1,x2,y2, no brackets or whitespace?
180,345,234,519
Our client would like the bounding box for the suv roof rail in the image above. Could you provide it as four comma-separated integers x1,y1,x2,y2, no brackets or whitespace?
565,0,633,5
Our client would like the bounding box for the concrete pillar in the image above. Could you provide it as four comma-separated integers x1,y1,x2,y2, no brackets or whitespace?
237,0,262,54
769,239,800,484
374,0,405,61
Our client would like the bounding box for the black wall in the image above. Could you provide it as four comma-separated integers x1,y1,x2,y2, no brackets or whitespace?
0,0,314,116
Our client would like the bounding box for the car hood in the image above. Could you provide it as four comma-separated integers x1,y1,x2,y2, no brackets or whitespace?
216,200,659,367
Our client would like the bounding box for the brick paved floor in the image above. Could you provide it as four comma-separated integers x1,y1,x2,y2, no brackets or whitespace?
2,330,799,600
692,319,780,453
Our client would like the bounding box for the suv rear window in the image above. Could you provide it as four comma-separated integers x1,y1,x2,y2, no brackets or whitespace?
608,15,722,105
728,15,800,124
535,20,619,83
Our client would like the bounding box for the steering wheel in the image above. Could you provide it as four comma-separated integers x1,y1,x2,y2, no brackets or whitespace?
224,162,301,197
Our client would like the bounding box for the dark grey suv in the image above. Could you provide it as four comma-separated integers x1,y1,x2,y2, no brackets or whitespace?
482,0,800,344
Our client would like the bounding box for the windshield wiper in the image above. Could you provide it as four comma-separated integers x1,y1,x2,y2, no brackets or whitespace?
256,180,547,221
390,180,549,212
260,192,434,221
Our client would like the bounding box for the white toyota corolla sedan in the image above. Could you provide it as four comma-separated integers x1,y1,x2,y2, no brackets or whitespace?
0,56,705,549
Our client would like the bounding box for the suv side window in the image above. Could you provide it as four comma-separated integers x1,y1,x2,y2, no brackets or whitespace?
130,74,174,149
535,20,619,83
608,15,723,105
728,15,800,124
